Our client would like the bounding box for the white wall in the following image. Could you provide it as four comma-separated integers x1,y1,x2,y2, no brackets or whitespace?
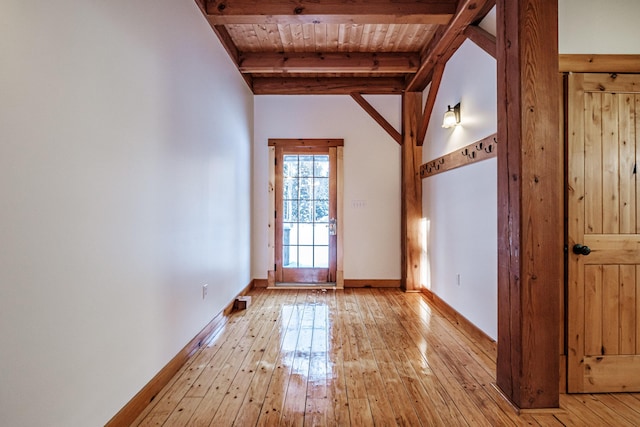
253,95,402,280
559,0,640,54
0,2,253,426
421,39,498,339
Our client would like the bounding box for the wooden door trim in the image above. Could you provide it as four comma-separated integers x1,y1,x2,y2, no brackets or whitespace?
268,138,344,147
559,54,640,73
567,72,586,392
268,139,343,286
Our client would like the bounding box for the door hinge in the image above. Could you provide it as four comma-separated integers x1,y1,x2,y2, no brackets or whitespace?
633,163,637,174
274,263,277,271
274,210,277,218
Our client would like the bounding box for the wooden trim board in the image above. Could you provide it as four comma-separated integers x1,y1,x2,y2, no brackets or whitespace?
421,288,497,362
268,138,344,147
105,281,254,426
420,133,497,179
559,54,640,73
344,279,401,288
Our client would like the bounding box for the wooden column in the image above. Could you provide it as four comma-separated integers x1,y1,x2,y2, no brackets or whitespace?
496,0,561,409
401,92,423,292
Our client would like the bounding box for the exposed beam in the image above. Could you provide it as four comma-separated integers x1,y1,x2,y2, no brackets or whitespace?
351,93,402,145
496,0,561,410
252,77,405,95
205,0,456,25
559,54,640,73
401,92,423,292
464,25,496,58
417,61,445,146
406,0,493,92
238,52,420,74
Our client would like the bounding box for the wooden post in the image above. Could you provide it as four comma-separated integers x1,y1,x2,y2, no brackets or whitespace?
496,0,561,409
401,92,423,292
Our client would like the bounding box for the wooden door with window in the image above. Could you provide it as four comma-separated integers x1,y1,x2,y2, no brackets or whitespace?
273,140,341,284
567,73,640,392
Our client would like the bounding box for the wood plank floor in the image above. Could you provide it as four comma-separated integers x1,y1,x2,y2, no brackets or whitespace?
133,288,640,426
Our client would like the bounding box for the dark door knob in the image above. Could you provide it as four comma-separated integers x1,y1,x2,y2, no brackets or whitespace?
573,244,591,256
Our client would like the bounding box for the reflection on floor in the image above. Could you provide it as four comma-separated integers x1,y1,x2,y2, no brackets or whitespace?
133,288,640,426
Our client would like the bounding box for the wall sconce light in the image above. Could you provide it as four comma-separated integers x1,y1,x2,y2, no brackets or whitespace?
442,102,461,128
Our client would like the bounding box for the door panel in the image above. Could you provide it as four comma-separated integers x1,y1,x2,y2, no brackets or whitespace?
568,73,640,392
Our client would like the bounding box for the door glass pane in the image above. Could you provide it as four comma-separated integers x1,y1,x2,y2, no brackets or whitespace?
314,156,329,177
283,223,298,245
314,178,329,200
298,201,313,223
314,246,329,268
284,178,298,199
284,245,298,268
283,155,298,177
299,156,314,177
283,201,298,222
314,223,328,245
298,223,313,245
314,200,329,222
299,246,313,267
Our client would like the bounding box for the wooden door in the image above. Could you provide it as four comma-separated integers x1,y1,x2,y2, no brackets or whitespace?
274,144,338,284
568,73,640,392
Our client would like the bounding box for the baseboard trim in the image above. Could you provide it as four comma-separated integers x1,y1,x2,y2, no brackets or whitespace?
344,279,401,288
421,288,497,361
253,278,268,288
105,281,254,427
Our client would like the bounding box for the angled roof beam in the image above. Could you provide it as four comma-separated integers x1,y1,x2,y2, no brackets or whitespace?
417,61,446,146
464,25,496,58
351,93,402,145
252,77,405,95
238,52,420,74
406,0,494,92
205,0,456,24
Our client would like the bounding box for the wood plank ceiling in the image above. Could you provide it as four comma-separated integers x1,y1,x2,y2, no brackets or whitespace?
195,0,495,94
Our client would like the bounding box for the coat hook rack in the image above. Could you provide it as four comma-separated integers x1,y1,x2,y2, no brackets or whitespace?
419,133,498,179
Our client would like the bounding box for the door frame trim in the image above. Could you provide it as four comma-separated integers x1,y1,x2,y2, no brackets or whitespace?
267,139,344,288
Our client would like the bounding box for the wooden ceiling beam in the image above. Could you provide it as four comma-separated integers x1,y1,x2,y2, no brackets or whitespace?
464,25,496,58
418,60,445,146
238,52,420,74
406,0,494,92
351,93,402,144
205,0,456,25
252,77,405,95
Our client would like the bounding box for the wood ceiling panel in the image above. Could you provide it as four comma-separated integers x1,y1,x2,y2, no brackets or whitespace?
227,23,438,54
253,24,284,51
197,0,495,94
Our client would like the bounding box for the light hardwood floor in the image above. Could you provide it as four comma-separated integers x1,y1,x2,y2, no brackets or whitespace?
133,288,640,426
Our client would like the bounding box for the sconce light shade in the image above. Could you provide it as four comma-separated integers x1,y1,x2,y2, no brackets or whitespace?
442,102,461,128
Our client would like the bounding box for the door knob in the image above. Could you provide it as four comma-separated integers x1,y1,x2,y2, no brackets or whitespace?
572,244,591,256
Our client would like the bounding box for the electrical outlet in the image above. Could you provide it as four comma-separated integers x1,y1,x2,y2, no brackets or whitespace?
456,274,461,286
202,284,208,299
